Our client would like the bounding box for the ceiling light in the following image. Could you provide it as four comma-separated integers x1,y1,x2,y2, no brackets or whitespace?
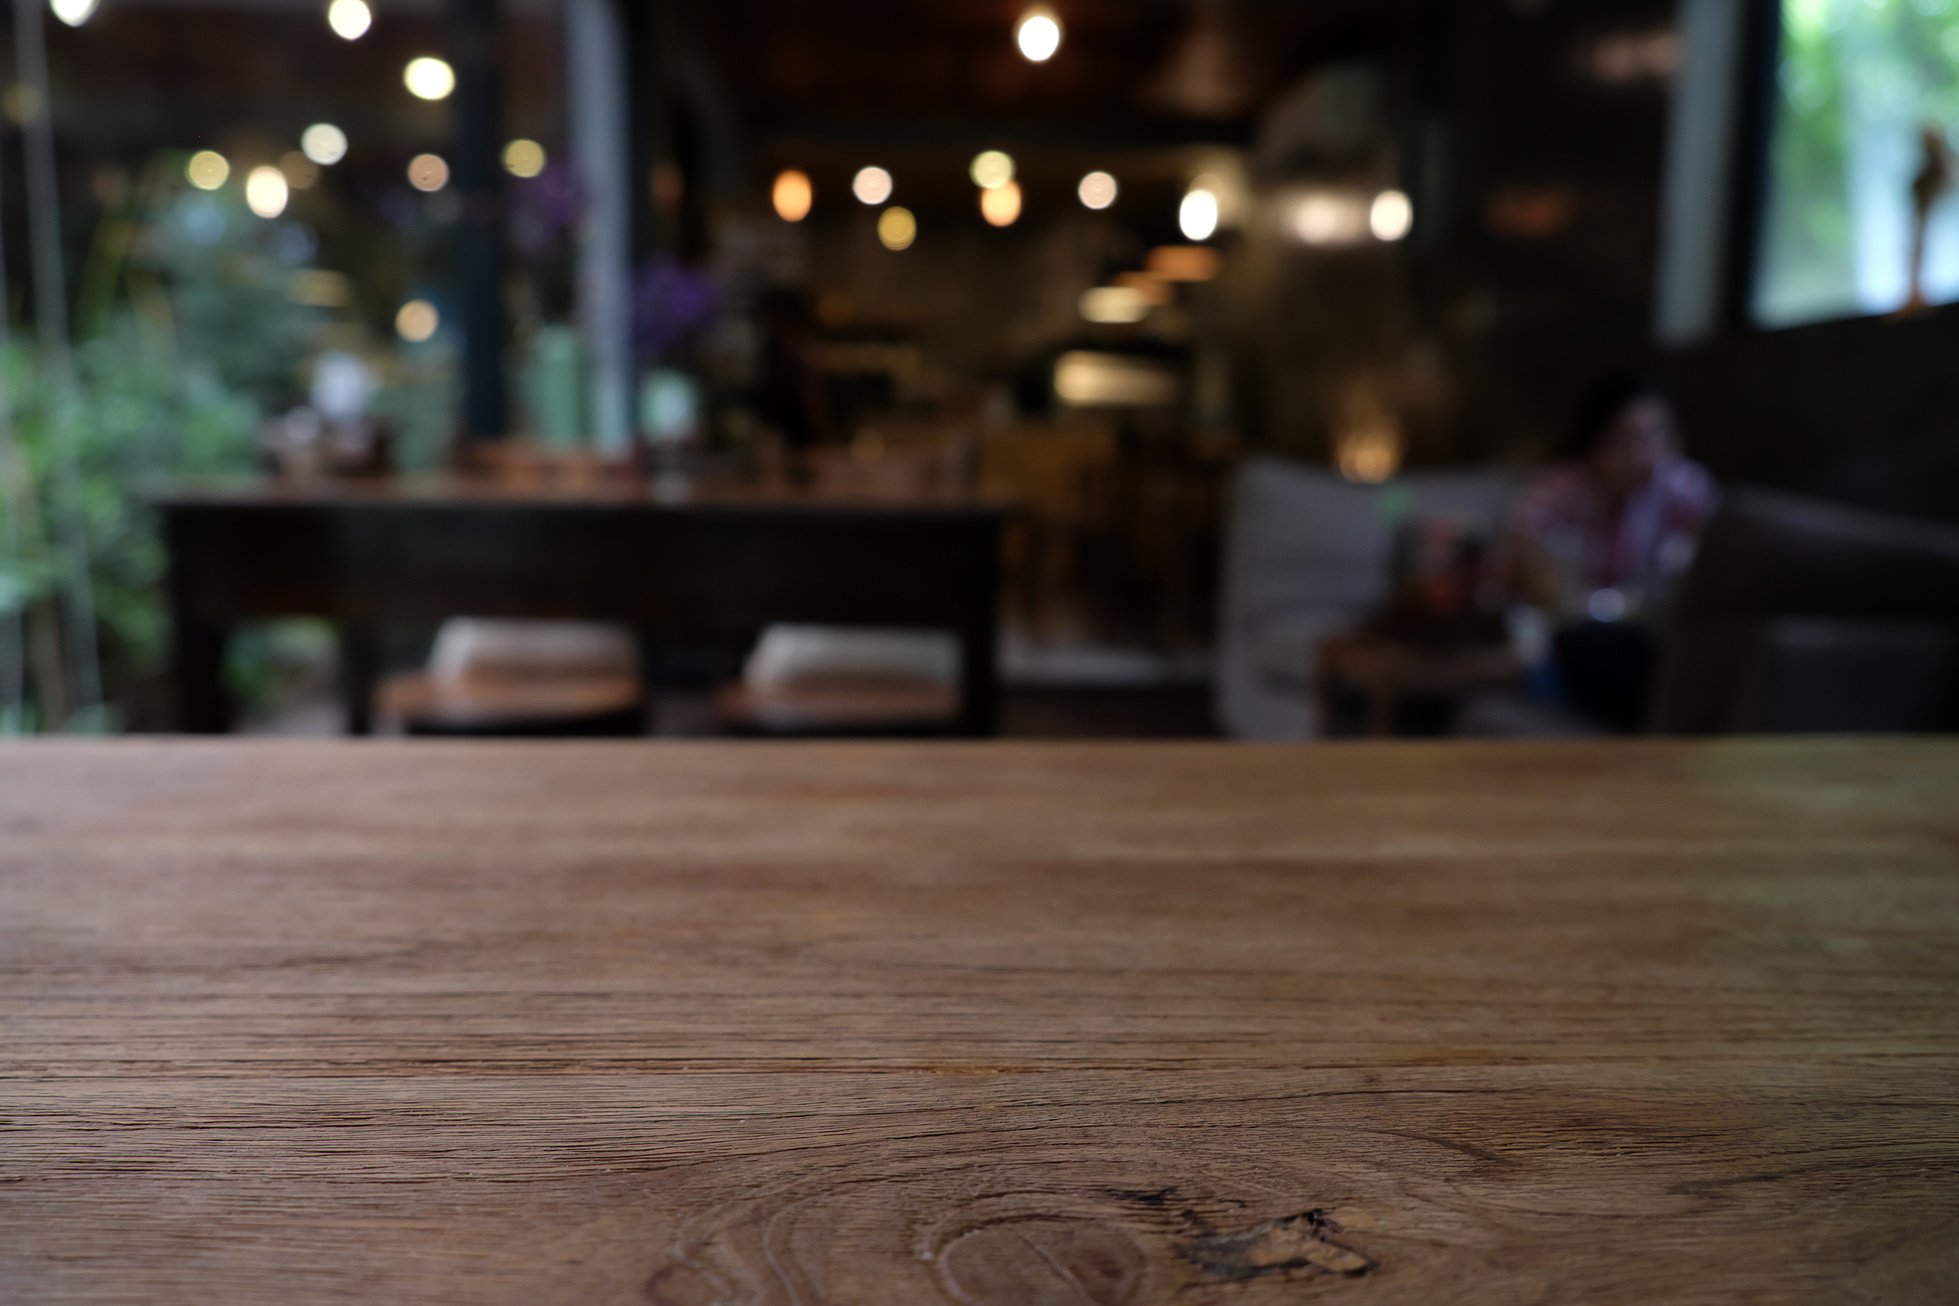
185,150,230,191
326,0,371,40
1370,189,1414,242
407,153,449,193
970,150,1015,190
877,206,916,251
395,299,439,343
403,57,456,102
772,169,813,222
301,123,347,166
1179,187,1219,241
503,139,547,179
50,0,99,28
1079,286,1150,324
852,166,893,205
979,181,1022,227
244,167,290,219
1145,245,1220,282
1078,171,1118,210
1016,6,1062,62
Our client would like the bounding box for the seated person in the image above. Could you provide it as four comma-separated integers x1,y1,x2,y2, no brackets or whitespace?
1498,375,1719,730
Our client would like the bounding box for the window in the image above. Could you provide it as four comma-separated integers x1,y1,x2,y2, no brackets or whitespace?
1754,0,1959,326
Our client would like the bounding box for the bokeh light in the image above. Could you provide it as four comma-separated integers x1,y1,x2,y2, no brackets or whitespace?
1113,270,1172,305
4,86,42,125
852,166,893,205
1146,244,1221,282
407,153,450,193
969,150,1015,190
1079,286,1151,324
280,151,320,190
403,57,456,102
185,150,230,190
301,123,348,166
1077,171,1118,210
395,299,439,343
980,180,1022,227
1370,189,1414,242
1015,6,1062,62
1179,187,1220,241
244,166,290,219
326,0,371,40
772,169,813,222
877,206,917,251
51,0,99,28
502,139,547,179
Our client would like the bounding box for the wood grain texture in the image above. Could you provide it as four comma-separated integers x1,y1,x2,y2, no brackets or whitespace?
3,739,1957,1303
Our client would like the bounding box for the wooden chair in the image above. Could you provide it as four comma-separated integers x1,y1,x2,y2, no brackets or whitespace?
715,625,962,737
378,620,646,737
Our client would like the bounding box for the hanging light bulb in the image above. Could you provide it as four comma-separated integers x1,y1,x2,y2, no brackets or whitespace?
1077,171,1118,210
1015,5,1062,62
185,151,230,191
244,166,290,219
503,140,547,179
403,57,456,101
877,206,917,251
1179,186,1220,241
980,181,1022,227
301,123,348,166
772,169,813,222
852,166,894,205
50,0,99,28
969,151,1015,190
1370,189,1414,241
326,0,372,40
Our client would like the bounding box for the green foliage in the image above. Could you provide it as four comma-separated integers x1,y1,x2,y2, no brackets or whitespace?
1761,0,1959,321
1,176,316,730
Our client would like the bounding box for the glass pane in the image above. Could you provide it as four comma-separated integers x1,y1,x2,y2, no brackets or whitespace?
1754,0,1959,326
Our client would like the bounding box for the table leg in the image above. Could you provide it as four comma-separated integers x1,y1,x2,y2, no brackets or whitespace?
338,626,380,737
956,614,1000,738
171,612,231,734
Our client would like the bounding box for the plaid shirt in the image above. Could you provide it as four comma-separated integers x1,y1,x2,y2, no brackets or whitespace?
1507,457,1719,603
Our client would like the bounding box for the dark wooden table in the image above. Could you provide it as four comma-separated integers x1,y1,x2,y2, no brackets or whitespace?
156,479,1010,736
4,739,1957,1302
1317,632,1525,737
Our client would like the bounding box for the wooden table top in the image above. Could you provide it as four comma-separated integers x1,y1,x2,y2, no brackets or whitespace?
153,475,1012,517
4,740,1957,1303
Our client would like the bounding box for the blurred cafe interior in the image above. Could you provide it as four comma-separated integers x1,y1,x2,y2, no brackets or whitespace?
0,0,1955,741
8,5,1959,1299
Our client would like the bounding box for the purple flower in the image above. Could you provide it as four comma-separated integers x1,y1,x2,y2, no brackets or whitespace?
632,257,718,362
510,161,583,259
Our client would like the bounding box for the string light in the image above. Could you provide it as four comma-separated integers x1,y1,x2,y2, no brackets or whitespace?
407,153,450,193
326,0,371,40
980,181,1022,227
395,300,439,343
403,57,456,101
852,166,893,205
1079,286,1150,324
1015,5,1062,62
244,166,290,219
1078,171,1117,210
185,150,230,190
772,169,813,222
1179,186,1219,241
969,151,1015,190
877,206,916,251
50,0,100,28
1370,189,1414,241
301,123,347,166
503,139,547,179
